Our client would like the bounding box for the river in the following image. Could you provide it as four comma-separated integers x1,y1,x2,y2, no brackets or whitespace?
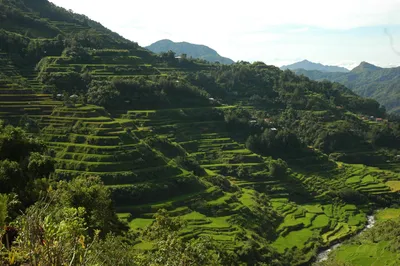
315,214,376,262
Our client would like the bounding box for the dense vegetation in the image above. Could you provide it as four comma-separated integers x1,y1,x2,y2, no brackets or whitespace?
294,62,400,114
0,0,399,265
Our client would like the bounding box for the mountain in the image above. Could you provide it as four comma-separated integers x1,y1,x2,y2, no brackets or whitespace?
1,1,400,265
294,62,400,114
351,61,383,73
281,59,350,72
146,39,234,64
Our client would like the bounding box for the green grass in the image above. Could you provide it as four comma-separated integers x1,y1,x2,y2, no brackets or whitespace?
328,208,400,265
134,241,154,250
181,211,207,220
117,189,206,211
386,181,400,192
198,216,232,228
222,149,251,154
207,193,232,206
332,241,399,266
239,189,255,208
201,163,262,167
346,176,361,184
376,208,400,221
117,213,131,222
129,218,154,230
302,204,324,214
347,213,366,226
312,214,330,228
362,175,375,183
272,228,314,253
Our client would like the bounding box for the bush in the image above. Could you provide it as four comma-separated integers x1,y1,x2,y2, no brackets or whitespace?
336,188,367,205
175,156,206,176
269,159,288,178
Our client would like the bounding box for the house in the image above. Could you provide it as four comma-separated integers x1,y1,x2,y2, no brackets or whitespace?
209,98,215,101
376,118,383,122
369,116,375,121
270,128,277,131
70,94,79,99
249,120,257,124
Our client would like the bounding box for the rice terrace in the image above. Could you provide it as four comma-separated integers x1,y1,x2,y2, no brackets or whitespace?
0,0,399,265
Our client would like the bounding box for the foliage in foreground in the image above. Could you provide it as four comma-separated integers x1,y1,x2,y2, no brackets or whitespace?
1,203,244,266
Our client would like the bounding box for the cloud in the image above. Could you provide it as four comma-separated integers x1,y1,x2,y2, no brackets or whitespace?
50,0,400,32
288,27,310,33
49,0,400,67
331,60,359,70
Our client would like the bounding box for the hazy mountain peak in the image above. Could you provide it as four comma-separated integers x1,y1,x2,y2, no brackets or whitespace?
351,61,382,72
280,60,349,73
146,39,234,64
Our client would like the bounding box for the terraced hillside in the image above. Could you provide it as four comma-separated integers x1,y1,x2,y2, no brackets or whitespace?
324,208,400,265
1,0,400,265
39,104,209,211
116,106,400,262
0,53,61,123
2,48,400,264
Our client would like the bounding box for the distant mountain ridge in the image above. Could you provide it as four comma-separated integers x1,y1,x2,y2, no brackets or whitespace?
351,61,382,73
146,39,234,64
281,60,349,73
294,62,400,114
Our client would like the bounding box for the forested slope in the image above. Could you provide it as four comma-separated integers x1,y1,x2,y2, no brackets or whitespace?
295,62,400,114
0,0,400,265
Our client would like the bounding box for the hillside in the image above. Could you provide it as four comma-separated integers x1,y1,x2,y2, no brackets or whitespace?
324,209,400,265
0,0,400,265
280,60,349,73
294,62,400,114
146,39,234,64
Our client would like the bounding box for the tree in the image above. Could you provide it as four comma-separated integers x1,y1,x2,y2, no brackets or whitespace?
0,125,45,161
140,209,235,266
27,152,55,180
54,176,125,235
18,114,40,133
9,200,102,265
0,194,7,228
269,159,288,178
0,125,53,205
246,128,304,157
87,80,119,107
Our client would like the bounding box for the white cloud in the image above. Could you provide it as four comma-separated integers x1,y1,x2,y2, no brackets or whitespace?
288,27,310,33
331,60,359,70
49,0,400,67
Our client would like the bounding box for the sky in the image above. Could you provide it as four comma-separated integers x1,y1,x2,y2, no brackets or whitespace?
49,0,400,69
